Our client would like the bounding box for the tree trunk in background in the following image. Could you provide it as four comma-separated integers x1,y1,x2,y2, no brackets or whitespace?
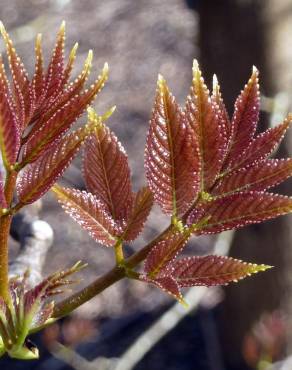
197,0,292,367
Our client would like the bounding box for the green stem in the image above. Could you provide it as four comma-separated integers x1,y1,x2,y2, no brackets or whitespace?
114,240,124,266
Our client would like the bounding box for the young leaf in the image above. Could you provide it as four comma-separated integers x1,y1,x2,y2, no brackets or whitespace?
62,42,79,87
30,34,45,115
144,232,190,278
190,192,292,234
185,60,225,190
140,275,184,304
224,67,259,166
170,256,271,287
145,75,200,217
0,57,20,168
0,21,30,128
51,186,119,246
225,116,291,173
213,159,292,196
22,63,109,163
83,108,133,222
211,74,230,142
121,186,153,241
17,125,93,204
44,21,65,101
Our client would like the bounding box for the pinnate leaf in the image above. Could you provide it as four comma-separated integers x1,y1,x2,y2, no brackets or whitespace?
170,256,271,287
213,159,292,195
145,74,199,216
83,108,133,222
121,186,153,241
189,192,292,234
0,57,20,168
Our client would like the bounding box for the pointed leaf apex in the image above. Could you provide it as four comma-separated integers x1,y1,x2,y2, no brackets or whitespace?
0,21,5,33
60,20,66,32
192,59,199,70
87,49,93,64
252,65,259,75
249,263,273,274
103,62,109,75
212,74,220,95
36,33,42,44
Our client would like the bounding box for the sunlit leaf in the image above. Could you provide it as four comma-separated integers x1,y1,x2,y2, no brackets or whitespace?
0,21,30,128
225,115,291,173
189,192,292,234
140,275,184,304
17,125,93,204
224,66,259,166
213,159,292,195
121,186,153,241
83,107,133,222
145,74,200,217
0,56,20,168
51,186,119,246
170,255,271,287
144,232,190,278
185,60,225,190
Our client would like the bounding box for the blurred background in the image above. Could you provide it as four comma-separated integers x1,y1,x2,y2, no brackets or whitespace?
2,0,292,369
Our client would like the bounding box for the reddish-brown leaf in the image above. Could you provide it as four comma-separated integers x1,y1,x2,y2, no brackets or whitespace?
0,22,30,128
62,42,78,87
190,192,292,234
44,21,65,102
0,56,20,168
145,75,200,217
51,186,119,246
30,34,45,116
28,50,93,139
224,67,259,167
83,108,133,222
170,256,271,287
17,126,92,204
213,159,292,196
22,63,108,164
211,74,230,152
225,116,291,173
185,60,225,190
140,275,184,303
144,232,190,278
121,187,153,241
